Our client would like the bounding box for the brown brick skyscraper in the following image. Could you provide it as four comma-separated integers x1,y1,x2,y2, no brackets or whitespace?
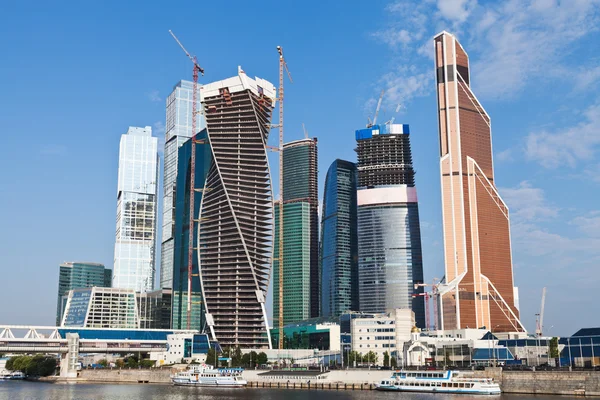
434,32,524,333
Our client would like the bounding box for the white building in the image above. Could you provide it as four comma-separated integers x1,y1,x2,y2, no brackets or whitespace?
113,126,159,292
61,287,139,329
351,308,414,365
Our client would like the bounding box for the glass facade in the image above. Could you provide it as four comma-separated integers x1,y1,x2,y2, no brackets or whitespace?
357,203,424,324
273,203,311,326
320,159,358,317
355,124,425,328
137,289,172,330
55,262,112,326
172,130,211,331
273,139,319,326
113,126,158,293
62,287,139,329
160,81,203,290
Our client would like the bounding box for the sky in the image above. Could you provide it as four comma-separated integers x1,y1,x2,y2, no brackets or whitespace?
0,0,599,336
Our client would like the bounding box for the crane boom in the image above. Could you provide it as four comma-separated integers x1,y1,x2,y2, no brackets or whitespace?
169,30,205,76
538,287,546,337
372,90,385,125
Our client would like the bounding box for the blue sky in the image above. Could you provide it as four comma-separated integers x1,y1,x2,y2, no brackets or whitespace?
1,0,598,336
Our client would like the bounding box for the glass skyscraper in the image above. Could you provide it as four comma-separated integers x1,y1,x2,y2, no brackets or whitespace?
113,126,159,293
355,124,425,328
320,159,358,317
273,138,319,327
55,262,112,326
160,81,203,290
172,130,211,331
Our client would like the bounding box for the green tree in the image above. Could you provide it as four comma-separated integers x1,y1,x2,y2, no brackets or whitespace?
348,351,360,366
98,359,108,368
391,356,397,368
549,337,559,358
383,351,390,367
140,359,155,368
256,352,268,366
7,355,56,376
116,359,125,369
125,355,138,368
241,353,250,367
205,347,217,367
231,347,243,367
363,351,378,364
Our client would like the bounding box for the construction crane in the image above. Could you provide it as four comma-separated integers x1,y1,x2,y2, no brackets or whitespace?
415,279,441,331
276,45,292,350
302,123,308,139
536,287,547,337
169,30,204,330
367,90,385,128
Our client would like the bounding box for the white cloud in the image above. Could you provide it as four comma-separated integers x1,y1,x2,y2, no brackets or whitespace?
437,0,477,23
470,0,600,98
500,181,559,222
525,103,600,168
495,148,513,162
574,65,600,92
147,90,162,103
572,212,600,237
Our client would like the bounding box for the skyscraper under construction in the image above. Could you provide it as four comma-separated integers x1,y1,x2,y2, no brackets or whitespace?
172,67,276,348
272,138,319,328
356,124,425,328
434,31,524,333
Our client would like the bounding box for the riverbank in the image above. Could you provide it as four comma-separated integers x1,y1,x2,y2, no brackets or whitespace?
47,368,600,396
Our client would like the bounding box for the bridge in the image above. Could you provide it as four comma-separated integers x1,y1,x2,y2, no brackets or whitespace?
0,325,199,378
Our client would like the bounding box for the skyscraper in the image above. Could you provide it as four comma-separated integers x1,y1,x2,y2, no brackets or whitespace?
172,129,211,331
320,159,359,317
113,126,159,292
171,68,275,348
355,124,425,328
273,138,319,327
55,262,112,325
434,31,523,332
160,81,203,290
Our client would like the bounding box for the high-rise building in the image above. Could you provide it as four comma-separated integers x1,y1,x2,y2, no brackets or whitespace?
55,262,112,326
113,126,159,293
173,68,276,348
320,159,359,317
355,124,425,328
172,130,211,331
160,81,203,290
433,31,523,332
273,138,319,327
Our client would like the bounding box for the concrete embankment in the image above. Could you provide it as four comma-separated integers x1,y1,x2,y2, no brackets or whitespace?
472,368,600,396
73,368,172,384
55,368,600,396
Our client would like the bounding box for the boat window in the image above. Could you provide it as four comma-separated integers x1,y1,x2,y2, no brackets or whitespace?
442,383,446,387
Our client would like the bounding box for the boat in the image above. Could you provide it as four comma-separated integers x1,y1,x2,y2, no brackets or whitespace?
375,370,501,395
0,371,25,380
171,364,247,387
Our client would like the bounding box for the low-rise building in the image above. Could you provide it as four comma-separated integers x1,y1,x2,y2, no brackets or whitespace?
350,308,414,365
61,287,139,329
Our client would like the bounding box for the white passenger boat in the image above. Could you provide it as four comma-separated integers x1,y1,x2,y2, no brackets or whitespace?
376,370,501,395
0,371,25,380
171,364,247,387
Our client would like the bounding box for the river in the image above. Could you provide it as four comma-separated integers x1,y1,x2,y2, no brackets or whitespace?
0,381,582,400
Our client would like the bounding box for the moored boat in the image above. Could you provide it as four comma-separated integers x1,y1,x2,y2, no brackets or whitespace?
376,370,501,395
171,364,247,387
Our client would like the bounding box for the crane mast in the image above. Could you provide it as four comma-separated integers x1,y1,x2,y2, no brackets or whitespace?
536,287,547,337
169,30,204,330
276,45,292,349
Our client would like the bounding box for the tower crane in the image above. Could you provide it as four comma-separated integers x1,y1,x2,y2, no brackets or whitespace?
169,30,204,330
367,90,385,127
414,279,441,331
536,287,547,337
276,45,292,350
